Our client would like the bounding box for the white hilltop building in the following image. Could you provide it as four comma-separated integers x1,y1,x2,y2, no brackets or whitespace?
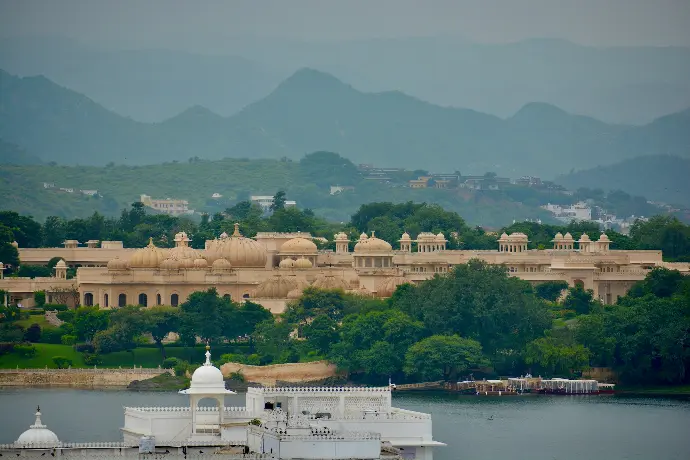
2,347,444,459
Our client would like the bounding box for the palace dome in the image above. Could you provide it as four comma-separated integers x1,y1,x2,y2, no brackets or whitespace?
553,232,564,240
211,258,232,271
376,276,409,298
193,258,208,269
334,232,349,241
16,408,60,447
294,257,313,269
354,234,392,253
359,232,368,241
400,232,411,241
167,232,202,266
180,346,234,395
598,233,610,242
287,288,303,299
255,275,297,298
280,237,317,254
579,233,591,242
55,259,67,268
205,224,267,268
563,232,574,240
107,257,128,270
129,239,168,268
312,272,351,290
436,232,446,241
279,258,296,269
160,258,180,270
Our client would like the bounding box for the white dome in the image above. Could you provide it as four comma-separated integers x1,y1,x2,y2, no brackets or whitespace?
180,346,235,395
16,409,60,447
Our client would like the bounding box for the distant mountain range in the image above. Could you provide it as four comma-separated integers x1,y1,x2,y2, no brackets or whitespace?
556,155,690,208
2,36,689,124
1,68,688,178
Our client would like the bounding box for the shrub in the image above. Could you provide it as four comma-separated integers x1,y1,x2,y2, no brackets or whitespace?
52,356,73,369
246,354,262,366
61,335,77,346
24,323,41,342
14,344,37,358
34,291,46,308
57,311,75,323
0,323,25,342
28,310,45,316
219,353,246,365
83,353,103,366
74,343,95,353
162,357,181,369
39,328,64,344
44,304,68,312
0,342,15,355
229,371,245,382
173,360,190,377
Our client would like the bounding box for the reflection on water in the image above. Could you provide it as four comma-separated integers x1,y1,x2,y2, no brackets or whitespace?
1,389,689,460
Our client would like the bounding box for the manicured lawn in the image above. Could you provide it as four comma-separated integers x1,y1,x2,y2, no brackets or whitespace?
15,316,57,330
0,343,84,368
0,344,248,369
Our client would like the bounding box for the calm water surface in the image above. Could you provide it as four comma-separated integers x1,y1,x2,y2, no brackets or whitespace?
1,388,689,460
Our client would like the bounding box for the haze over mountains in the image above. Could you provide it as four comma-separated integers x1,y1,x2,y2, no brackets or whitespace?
1,37,690,124
1,67,689,179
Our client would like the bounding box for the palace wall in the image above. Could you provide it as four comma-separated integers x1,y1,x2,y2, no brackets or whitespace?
0,368,171,388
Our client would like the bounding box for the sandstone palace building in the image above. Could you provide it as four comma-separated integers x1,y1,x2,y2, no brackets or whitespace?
2,225,689,311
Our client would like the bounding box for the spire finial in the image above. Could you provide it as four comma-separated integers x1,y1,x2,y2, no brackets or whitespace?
147,237,155,247
232,223,241,237
204,345,212,366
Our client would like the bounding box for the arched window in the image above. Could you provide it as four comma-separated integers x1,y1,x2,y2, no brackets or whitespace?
83,293,94,306
103,294,109,307
242,293,250,299
138,293,148,307
118,294,126,307
156,294,162,305
171,294,179,306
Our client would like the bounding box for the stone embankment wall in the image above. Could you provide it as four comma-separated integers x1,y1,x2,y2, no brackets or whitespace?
220,360,338,386
0,368,172,388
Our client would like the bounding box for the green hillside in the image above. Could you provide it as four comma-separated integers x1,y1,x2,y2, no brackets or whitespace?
0,153,555,226
556,155,690,208
2,68,689,178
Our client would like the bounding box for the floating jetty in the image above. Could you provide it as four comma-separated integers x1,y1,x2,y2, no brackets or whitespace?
445,377,615,395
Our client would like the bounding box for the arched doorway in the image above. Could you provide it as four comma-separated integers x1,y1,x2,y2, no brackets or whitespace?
83,293,94,306
573,279,585,289
138,293,148,307
118,294,127,307
193,397,222,435
103,294,109,307
171,294,179,306
156,294,162,305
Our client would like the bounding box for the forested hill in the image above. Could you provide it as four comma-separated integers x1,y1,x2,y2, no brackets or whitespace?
556,155,690,208
0,153,555,225
2,68,689,178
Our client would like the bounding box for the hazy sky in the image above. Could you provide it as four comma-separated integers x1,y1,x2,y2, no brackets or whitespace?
1,0,690,49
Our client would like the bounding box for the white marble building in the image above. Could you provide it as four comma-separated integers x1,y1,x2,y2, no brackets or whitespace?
2,347,444,459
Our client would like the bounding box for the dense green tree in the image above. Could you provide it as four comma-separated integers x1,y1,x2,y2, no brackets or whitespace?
252,318,295,363
535,281,569,302
562,286,599,315
392,260,552,357
302,314,339,355
404,335,487,381
0,211,42,247
24,323,42,343
0,224,20,268
33,291,46,307
270,191,287,211
42,216,66,247
144,306,180,359
524,337,590,376
72,306,110,342
178,288,236,345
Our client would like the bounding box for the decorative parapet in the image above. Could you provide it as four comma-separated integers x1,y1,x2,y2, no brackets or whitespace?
0,367,171,374
249,425,381,441
126,406,249,414
249,386,391,395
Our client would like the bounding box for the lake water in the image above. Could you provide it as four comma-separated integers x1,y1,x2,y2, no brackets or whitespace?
1,388,689,460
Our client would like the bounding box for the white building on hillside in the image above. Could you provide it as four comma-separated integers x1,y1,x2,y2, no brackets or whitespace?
542,201,592,222
251,196,297,212
140,194,194,216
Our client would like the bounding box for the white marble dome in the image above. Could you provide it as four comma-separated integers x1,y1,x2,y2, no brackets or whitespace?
180,346,234,395
16,408,60,447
